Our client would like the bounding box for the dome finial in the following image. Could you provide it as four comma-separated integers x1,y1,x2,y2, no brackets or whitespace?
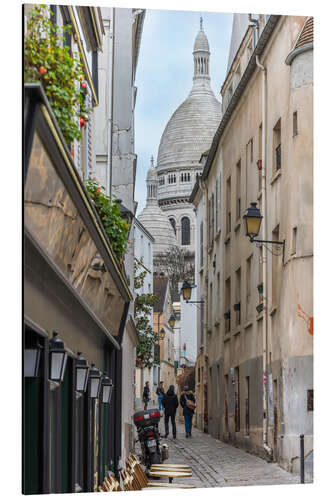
200,16,203,31
150,155,154,168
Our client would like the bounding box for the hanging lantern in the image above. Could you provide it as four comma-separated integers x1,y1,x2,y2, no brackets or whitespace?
243,202,263,241
181,281,192,301
89,364,102,398
49,331,68,383
75,352,90,393
101,375,113,404
24,343,42,377
168,314,176,329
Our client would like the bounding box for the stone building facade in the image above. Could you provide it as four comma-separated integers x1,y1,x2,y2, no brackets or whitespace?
191,15,313,476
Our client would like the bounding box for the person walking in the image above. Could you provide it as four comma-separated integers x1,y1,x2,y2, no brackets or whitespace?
180,385,196,438
162,385,179,439
142,381,150,410
156,381,165,411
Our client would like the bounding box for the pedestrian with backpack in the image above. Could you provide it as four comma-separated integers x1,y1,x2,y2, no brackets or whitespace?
180,385,196,437
162,385,179,439
142,381,150,410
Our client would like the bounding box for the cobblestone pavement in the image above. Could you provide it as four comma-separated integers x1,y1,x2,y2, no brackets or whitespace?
152,422,301,489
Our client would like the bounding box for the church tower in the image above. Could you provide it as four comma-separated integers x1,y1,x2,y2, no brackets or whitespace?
156,19,221,254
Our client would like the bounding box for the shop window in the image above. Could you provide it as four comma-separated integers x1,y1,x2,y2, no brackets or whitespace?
236,160,241,220
293,111,298,137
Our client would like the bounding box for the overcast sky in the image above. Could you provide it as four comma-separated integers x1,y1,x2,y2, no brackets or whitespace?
134,8,233,214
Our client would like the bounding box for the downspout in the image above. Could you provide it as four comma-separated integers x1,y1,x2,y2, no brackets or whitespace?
199,177,208,352
256,54,272,458
106,8,115,197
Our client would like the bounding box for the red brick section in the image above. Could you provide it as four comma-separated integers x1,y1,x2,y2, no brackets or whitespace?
295,17,314,49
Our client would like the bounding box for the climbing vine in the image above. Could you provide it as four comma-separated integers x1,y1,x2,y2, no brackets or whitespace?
134,259,159,368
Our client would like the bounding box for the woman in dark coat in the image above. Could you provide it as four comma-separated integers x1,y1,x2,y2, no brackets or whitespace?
180,386,196,437
162,385,179,439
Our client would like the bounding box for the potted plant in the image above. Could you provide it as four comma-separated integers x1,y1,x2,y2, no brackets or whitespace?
257,159,262,170
224,311,230,320
233,302,241,311
257,283,264,294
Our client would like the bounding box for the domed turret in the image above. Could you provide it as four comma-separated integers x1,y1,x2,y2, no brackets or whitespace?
137,156,177,255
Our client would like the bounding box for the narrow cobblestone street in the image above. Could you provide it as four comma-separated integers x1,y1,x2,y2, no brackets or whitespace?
154,423,300,489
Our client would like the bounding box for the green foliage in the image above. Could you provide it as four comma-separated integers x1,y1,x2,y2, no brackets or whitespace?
134,260,159,368
24,4,90,144
86,179,129,262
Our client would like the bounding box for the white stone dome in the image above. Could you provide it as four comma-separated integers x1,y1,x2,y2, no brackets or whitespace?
157,21,221,174
137,158,177,254
156,89,221,172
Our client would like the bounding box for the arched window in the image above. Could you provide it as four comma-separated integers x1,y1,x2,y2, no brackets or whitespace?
181,217,190,246
169,217,176,235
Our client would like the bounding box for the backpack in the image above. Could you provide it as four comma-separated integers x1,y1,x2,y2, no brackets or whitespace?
185,395,196,411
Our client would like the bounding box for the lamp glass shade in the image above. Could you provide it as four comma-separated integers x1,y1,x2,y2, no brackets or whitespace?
243,202,262,239
90,377,101,398
76,367,89,392
102,384,114,404
24,347,41,377
160,328,166,340
168,315,176,328
181,282,192,301
50,351,68,382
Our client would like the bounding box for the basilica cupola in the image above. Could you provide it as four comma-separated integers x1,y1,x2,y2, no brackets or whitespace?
193,17,210,80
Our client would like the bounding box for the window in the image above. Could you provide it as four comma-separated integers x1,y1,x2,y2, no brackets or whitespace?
180,172,191,182
168,174,176,184
226,176,231,234
272,225,281,305
307,389,313,411
246,255,252,318
273,118,281,171
225,277,231,333
245,376,250,435
217,173,222,232
199,220,203,268
181,217,190,246
292,226,297,255
217,273,221,321
236,160,241,220
235,267,241,326
293,111,298,137
258,124,262,191
235,367,240,432
169,217,176,235
159,176,165,186
209,283,213,328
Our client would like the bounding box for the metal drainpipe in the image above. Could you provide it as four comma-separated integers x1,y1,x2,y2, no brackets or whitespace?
199,177,208,351
106,9,115,197
256,55,272,458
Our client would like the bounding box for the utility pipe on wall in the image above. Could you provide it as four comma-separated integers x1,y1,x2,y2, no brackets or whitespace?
256,54,272,458
106,8,115,197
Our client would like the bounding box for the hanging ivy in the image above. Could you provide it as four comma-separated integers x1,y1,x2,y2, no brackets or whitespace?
134,260,159,368
86,179,129,262
24,4,91,143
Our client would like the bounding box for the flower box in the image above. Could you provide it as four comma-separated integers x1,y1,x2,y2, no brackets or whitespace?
256,302,264,313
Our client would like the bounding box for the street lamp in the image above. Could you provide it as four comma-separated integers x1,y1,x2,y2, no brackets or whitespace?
168,314,176,329
243,202,262,241
89,364,102,398
75,352,90,393
243,203,285,262
24,343,42,378
49,331,68,383
181,281,204,305
181,281,193,301
101,375,113,404
159,328,166,340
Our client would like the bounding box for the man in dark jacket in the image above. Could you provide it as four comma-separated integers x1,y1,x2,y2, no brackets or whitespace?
142,381,150,410
162,385,178,439
180,386,196,437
